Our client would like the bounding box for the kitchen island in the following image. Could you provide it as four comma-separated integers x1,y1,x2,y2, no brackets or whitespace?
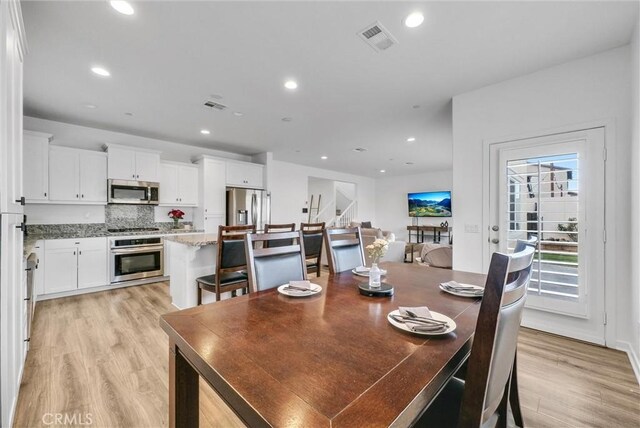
164,233,219,308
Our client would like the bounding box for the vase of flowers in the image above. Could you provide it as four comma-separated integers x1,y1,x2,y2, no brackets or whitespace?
168,209,185,229
366,238,388,288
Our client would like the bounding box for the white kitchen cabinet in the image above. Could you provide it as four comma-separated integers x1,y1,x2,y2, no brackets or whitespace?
44,239,79,294
193,156,227,231
77,238,109,289
106,144,160,182
23,131,51,202
79,151,108,202
226,161,264,189
44,237,108,294
32,241,45,297
204,214,225,234
159,161,198,207
49,146,107,204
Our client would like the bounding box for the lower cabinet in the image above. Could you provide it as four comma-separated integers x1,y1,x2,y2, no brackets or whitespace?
44,237,108,294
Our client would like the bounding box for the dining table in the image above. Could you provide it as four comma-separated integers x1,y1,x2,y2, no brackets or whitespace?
159,262,486,427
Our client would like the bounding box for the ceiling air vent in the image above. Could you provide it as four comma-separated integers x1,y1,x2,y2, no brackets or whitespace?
204,100,228,111
357,21,398,52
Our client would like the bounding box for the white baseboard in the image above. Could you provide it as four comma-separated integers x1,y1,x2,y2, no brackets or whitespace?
617,341,640,385
521,318,605,346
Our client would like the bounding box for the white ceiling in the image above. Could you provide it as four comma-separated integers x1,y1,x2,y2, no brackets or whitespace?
22,1,638,177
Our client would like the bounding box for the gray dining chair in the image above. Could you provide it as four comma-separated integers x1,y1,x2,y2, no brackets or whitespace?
323,227,365,274
414,245,535,427
245,230,307,292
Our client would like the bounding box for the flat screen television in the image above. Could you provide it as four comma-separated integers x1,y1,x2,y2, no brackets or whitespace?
408,191,452,217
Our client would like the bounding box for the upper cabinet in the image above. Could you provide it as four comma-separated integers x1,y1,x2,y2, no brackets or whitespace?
23,131,51,202
106,145,160,182
226,161,264,189
159,161,198,207
49,146,107,204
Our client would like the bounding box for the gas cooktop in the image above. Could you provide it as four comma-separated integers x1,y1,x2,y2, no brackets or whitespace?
107,227,160,233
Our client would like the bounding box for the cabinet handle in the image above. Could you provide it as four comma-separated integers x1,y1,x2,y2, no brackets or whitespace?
15,196,25,205
76,194,79,198
133,174,135,178
79,250,82,255
137,174,139,179
44,192,47,197
73,251,76,256
24,297,30,301
15,223,25,232
24,338,30,343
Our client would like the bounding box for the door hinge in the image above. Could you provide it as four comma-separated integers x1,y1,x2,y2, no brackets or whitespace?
603,229,607,243
603,147,607,161
603,312,608,325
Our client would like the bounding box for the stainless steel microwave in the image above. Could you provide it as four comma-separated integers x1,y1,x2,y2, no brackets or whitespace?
108,179,160,205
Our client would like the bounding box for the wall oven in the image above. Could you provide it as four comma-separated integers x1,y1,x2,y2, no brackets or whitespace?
110,237,164,283
108,179,160,205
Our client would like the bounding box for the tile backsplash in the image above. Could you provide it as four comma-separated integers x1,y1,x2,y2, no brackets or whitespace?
105,204,155,229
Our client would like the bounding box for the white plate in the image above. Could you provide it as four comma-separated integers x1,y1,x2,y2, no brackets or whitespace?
387,309,456,336
439,283,484,298
351,267,387,277
277,283,322,297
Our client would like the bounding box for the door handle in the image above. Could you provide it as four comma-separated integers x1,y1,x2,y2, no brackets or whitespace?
491,225,499,231
491,238,499,244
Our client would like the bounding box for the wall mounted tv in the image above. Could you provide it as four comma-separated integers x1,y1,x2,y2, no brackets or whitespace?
408,191,452,217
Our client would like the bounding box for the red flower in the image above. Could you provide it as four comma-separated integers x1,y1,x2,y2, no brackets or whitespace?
168,209,185,219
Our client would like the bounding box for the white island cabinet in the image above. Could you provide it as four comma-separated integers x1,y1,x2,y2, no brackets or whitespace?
165,234,232,308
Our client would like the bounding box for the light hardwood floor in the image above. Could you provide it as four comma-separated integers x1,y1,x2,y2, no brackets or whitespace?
14,281,640,427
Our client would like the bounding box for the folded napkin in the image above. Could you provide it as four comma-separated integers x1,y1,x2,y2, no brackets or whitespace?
355,266,369,273
441,281,483,295
398,306,447,332
289,280,311,289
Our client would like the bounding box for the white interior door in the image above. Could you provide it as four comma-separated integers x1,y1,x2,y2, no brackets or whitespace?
488,128,605,344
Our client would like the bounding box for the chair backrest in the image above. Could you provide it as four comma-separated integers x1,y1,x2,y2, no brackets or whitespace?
216,225,256,274
323,227,365,274
420,243,453,268
245,230,307,292
459,245,535,427
514,235,538,252
300,222,325,260
263,223,296,248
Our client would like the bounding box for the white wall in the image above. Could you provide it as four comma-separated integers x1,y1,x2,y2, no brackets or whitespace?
452,46,632,349
269,160,375,227
24,116,252,163
375,170,452,241
629,20,640,375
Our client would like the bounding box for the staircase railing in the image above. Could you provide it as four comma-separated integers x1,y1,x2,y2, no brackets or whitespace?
335,200,357,227
311,199,335,223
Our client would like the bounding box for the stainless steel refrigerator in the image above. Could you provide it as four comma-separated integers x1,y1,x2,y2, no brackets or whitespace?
226,188,270,231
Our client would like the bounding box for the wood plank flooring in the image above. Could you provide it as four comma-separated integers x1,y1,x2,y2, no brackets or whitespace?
13,281,640,427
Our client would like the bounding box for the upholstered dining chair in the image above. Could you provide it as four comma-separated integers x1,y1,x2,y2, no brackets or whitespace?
414,245,535,428
300,222,325,277
195,224,256,304
263,223,296,248
323,227,365,274
245,230,307,292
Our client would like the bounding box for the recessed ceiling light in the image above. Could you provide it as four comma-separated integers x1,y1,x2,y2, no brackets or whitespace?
91,66,110,77
404,12,424,28
284,80,298,90
200,129,211,135
353,147,367,152
407,137,416,143
110,1,134,15
380,169,386,173
233,111,244,117
321,156,328,160
83,103,97,109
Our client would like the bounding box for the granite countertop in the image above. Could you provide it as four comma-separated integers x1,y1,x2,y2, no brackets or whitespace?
23,228,204,257
164,233,218,246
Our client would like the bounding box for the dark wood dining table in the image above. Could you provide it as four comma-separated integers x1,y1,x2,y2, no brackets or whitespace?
160,262,486,427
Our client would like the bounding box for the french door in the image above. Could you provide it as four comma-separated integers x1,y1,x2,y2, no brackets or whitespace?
487,128,605,344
